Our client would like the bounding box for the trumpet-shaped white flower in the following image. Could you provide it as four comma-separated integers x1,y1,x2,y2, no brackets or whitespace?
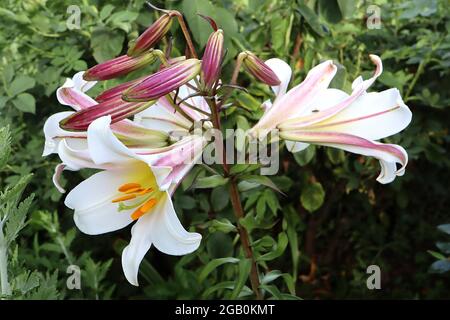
251,55,412,184
63,115,205,286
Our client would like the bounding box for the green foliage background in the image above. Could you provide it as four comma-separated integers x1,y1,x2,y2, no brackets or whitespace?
0,0,449,299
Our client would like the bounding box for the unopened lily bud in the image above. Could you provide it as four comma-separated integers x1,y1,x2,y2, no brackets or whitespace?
95,76,147,103
83,52,157,81
123,59,201,102
128,13,174,56
201,29,224,89
59,96,155,131
240,51,281,86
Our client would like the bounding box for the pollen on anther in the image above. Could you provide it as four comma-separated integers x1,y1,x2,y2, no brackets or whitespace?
112,194,136,203
118,182,141,192
130,198,157,220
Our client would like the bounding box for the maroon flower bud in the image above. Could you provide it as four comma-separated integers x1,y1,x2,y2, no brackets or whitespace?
59,96,155,131
201,29,224,89
83,52,157,81
127,13,175,57
240,51,281,86
95,76,147,103
122,59,201,102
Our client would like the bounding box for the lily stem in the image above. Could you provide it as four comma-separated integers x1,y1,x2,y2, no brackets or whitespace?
207,98,262,300
174,12,198,59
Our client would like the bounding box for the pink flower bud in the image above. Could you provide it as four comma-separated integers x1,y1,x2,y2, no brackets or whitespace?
59,96,155,131
127,13,174,56
83,52,157,81
95,76,147,103
201,29,224,89
123,59,201,102
241,51,281,86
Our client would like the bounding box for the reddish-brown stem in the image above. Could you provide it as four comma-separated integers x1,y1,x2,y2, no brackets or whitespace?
207,97,262,300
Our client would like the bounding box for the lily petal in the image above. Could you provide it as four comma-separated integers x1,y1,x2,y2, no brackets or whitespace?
43,112,87,156
121,193,201,286
65,168,138,235
280,130,408,184
300,88,412,140
265,58,292,99
252,59,337,132
87,116,173,189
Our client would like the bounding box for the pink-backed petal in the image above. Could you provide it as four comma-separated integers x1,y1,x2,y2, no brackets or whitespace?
280,130,408,184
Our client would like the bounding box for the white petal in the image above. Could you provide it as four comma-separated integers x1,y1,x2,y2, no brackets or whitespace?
52,164,67,193
72,71,97,92
43,112,86,156
87,116,138,165
65,169,139,235
265,58,292,98
58,139,102,171
280,131,408,184
252,60,337,132
307,88,412,140
134,99,191,133
121,194,201,286
285,140,310,153
56,83,97,111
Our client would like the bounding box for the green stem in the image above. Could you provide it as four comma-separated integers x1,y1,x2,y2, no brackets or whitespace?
405,58,427,100
0,231,11,296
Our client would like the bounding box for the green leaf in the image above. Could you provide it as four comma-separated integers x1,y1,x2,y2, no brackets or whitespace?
209,218,237,234
191,175,229,189
319,0,343,24
337,0,357,18
198,257,240,282
239,175,282,194
429,260,450,274
301,182,325,212
211,185,230,211
0,126,11,169
91,27,124,63
293,146,315,166
257,232,289,262
230,258,252,299
9,76,35,97
437,224,450,235
436,242,450,255
296,1,327,37
427,250,447,260
12,93,36,113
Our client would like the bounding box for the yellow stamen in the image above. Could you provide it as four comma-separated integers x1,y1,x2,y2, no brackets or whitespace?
124,187,143,194
131,198,157,220
118,182,141,192
137,187,153,195
111,194,136,203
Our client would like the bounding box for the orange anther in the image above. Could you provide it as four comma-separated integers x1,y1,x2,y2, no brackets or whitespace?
118,182,141,192
111,194,136,203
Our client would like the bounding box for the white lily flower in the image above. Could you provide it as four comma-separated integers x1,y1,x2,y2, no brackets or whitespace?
251,55,412,184
43,72,169,157
64,115,205,286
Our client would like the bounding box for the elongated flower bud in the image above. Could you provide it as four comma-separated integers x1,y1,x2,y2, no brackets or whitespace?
83,52,157,81
240,51,281,86
128,13,174,56
95,76,147,103
123,59,201,102
201,29,224,89
59,96,155,131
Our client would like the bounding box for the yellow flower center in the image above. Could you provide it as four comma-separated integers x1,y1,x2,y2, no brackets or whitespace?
112,182,160,220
